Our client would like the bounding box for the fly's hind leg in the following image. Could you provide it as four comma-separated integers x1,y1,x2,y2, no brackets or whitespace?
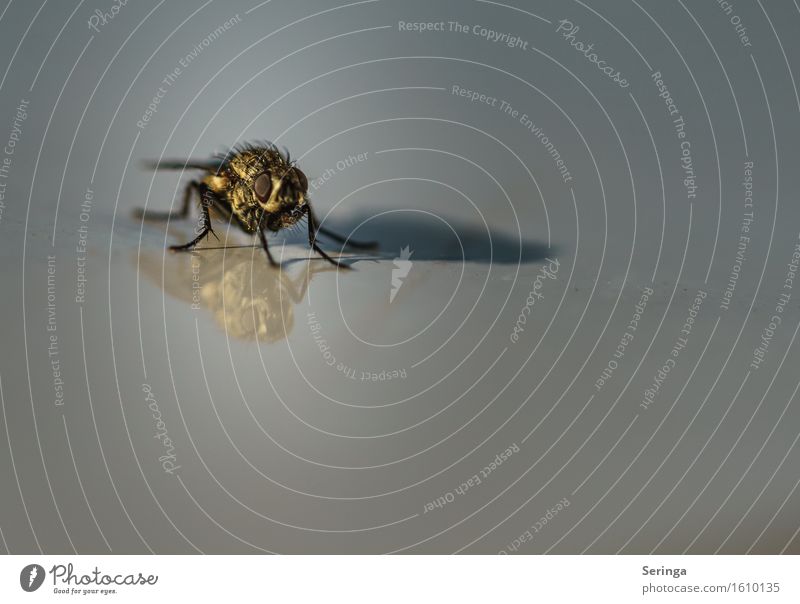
133,179,198,221
316,225,378,250
307,211,350,269
169,183,221,251
308,205,377,250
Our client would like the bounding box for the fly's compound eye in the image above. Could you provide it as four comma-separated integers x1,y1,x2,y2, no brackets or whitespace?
295,168,308,192
254,172,272,202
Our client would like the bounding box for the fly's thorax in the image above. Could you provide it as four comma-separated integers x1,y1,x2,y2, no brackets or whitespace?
228,182,261,230
228,149,283,180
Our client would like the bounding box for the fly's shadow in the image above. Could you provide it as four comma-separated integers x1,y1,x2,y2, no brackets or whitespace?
277,212,554,264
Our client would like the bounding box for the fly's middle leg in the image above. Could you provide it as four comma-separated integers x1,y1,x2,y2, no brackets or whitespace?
169,184,220,251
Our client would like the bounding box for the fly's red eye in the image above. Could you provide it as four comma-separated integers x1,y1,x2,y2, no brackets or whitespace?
254,173,272,202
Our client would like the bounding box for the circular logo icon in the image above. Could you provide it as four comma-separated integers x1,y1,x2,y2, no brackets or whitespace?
19,564,45,592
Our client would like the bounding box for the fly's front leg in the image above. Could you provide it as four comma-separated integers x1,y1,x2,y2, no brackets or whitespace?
258,225,279,268
134,178,197,221
169,184,220,251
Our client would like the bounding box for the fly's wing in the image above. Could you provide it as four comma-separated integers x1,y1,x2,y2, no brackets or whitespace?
141,159,224,172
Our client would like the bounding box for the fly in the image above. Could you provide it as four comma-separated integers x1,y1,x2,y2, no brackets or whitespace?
133,141,375,268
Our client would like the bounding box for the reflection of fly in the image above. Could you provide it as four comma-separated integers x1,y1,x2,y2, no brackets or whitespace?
136,246,335,342
134,142,375,268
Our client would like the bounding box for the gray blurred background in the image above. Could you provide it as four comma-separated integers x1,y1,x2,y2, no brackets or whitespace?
1,0,799,553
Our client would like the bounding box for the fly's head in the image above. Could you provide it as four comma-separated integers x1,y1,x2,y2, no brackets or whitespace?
228,146,309,232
